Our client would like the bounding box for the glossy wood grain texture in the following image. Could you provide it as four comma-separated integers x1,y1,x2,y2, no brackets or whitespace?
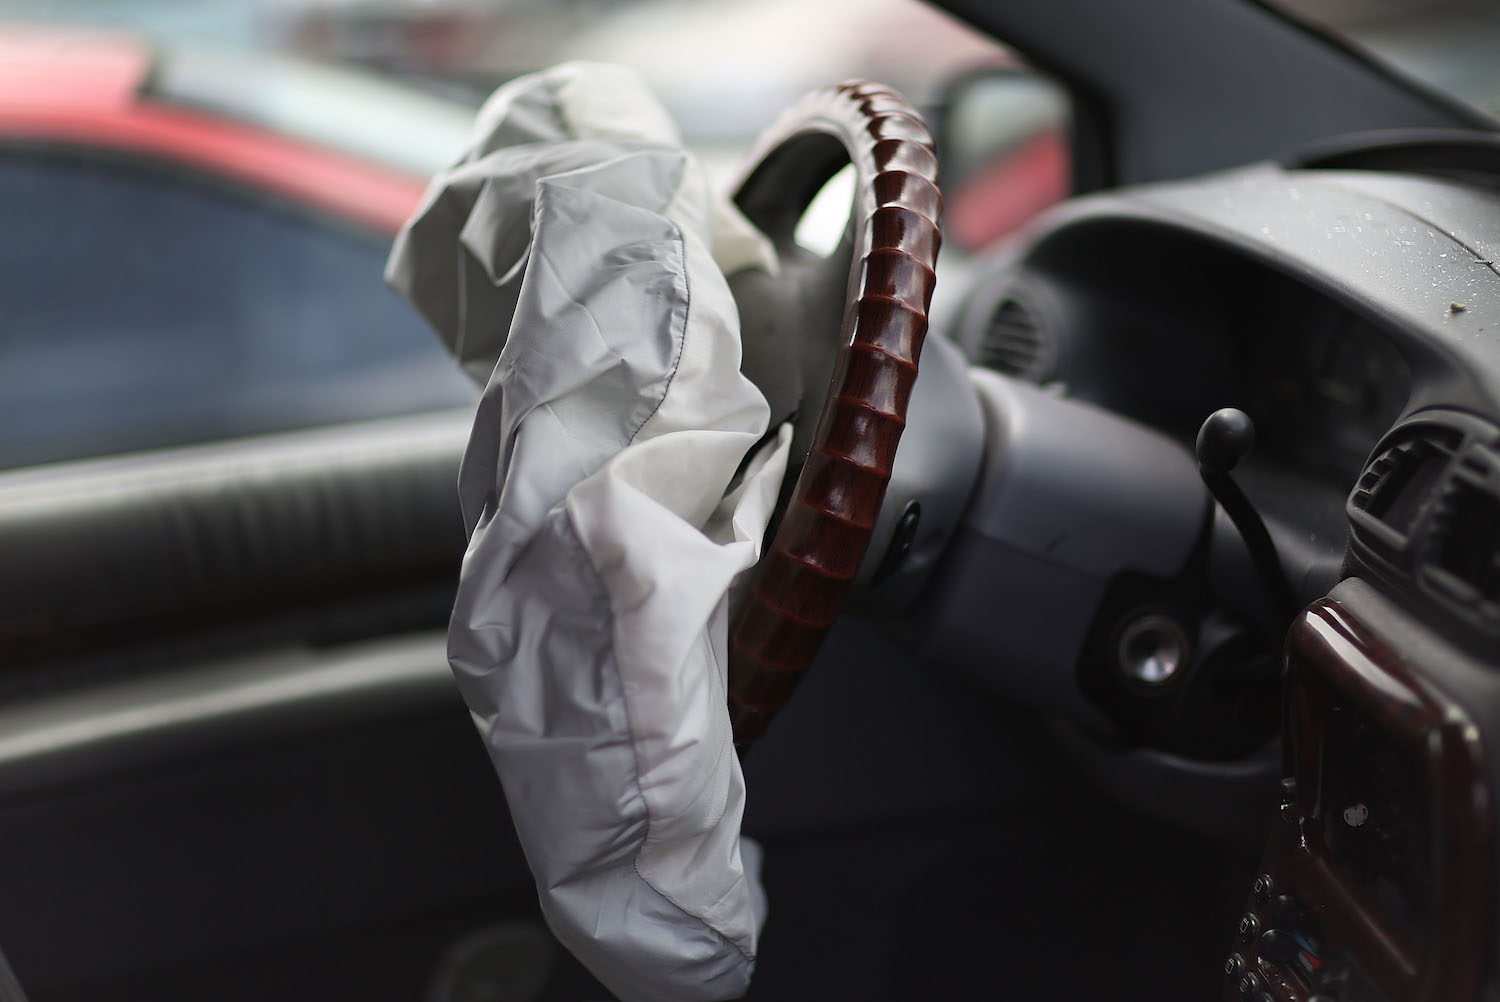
1226,596,1495,1002
727,82,941,746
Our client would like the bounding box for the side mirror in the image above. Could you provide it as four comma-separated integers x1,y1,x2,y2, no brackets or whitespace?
936,68,1071,252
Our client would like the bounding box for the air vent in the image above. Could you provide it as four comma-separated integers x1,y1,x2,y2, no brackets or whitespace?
1349,432,1458,545
1423,445,1500,617
977,297,1051,382
1348,412,1500,643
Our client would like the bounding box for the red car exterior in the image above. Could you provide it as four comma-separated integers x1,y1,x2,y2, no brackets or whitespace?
0,25,428,233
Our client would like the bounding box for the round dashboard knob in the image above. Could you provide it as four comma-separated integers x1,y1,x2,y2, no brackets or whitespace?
1252,873,1274,903
1258,928,1299,965
1196,407,1256,474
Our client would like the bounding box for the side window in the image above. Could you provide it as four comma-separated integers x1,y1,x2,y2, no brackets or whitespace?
937,69,1072,253
0,149,474,470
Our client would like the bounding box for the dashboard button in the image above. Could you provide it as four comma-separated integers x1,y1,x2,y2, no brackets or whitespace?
1259,928,1298,964
1224,953,1245,979
1236,970,1264,996
1237,912,1261,943
1252,873,1275,903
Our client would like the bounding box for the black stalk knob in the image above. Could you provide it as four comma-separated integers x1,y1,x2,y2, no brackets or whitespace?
1195,408,1297,630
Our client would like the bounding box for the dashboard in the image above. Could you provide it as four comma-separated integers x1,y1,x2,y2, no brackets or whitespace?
952,187,1415,557
942,162,1500,1001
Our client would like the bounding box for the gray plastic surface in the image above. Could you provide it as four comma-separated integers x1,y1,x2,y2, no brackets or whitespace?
915,368,1210,724
853,332,985,612
1096,165,1500,416
937,163,1500,839
1047,723,1281,850
960,370,1207,578
949,164,1500,628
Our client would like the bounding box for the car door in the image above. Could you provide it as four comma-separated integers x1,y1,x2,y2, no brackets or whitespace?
0,144,543,1002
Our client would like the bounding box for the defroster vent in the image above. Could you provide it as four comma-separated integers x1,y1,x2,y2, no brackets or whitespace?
977,297,1053,382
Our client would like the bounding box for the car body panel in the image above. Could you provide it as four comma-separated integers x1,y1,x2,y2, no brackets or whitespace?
0,25,428,232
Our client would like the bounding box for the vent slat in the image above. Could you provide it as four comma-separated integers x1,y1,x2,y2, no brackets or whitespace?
978,297,1050,381
1348,413,1500,640
1350,434,1459,540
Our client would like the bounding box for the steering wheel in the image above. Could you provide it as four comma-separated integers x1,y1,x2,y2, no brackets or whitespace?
726,81,942,746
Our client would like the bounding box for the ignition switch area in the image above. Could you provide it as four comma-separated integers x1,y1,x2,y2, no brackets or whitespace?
1117,614,1190,686
915,370,1276,756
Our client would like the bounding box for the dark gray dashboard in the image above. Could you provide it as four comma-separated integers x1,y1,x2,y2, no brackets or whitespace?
925,164,1500,870
952,164,1500,626
958,164,1500,440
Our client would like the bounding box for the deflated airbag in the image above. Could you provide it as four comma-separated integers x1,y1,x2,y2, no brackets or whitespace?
386,62,786,1002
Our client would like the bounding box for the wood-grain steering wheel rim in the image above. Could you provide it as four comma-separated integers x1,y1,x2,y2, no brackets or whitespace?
728,81,941,746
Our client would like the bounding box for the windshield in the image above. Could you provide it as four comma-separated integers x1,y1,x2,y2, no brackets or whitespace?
1268,0,1500,121
147,47,480,178
0,1,1072,469
2,0,1016,171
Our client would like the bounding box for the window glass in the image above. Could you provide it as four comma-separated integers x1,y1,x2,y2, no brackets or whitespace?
0,0,1074,474
5,0,1072,226
1267,0,1500,120
0,151,476,469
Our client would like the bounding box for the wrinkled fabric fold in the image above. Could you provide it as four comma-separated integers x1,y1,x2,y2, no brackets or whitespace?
386,62,784,1002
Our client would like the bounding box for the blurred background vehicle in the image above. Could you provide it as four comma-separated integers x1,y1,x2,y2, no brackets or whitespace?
0,0,1071,472
0,24,479,469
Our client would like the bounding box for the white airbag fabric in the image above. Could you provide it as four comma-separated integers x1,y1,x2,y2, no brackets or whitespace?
385,63,786,1001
